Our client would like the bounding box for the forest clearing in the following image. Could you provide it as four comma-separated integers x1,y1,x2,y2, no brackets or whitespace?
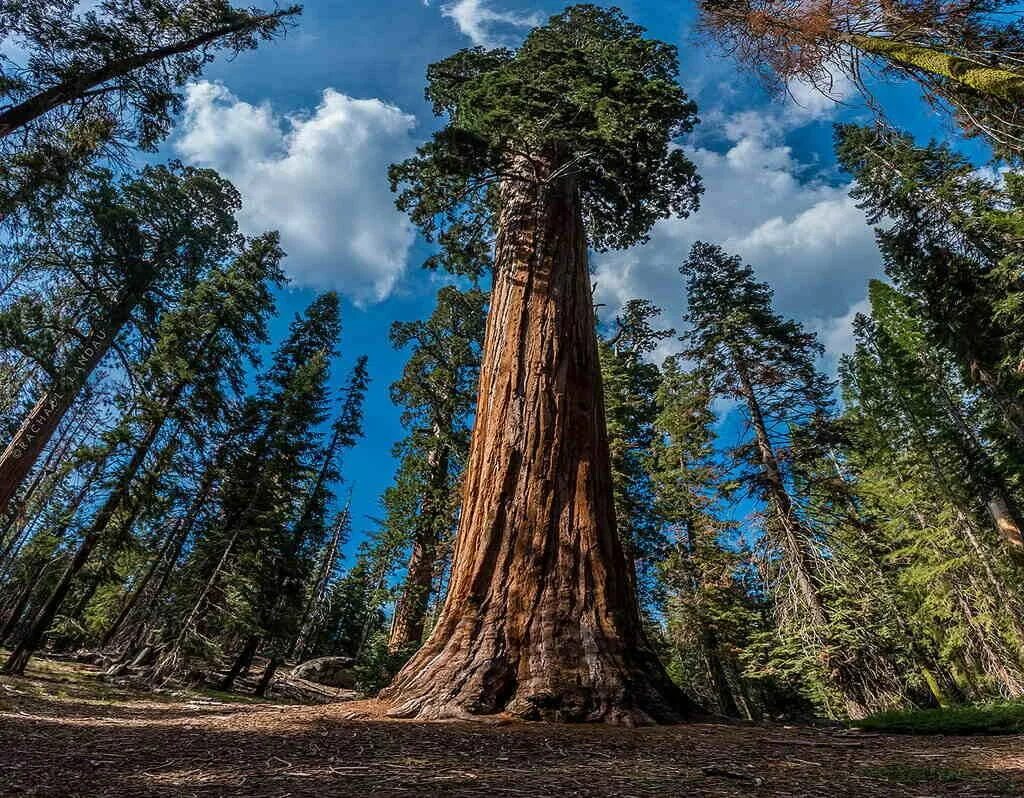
3,656,1024,797
3,0,1024,795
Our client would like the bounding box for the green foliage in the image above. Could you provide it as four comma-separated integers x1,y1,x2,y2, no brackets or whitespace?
0,2,300,233
858,701,1024,735
389,4,701,274
372,285,485,654
0,1,300,149
600,300,674,600
836,124,1024,460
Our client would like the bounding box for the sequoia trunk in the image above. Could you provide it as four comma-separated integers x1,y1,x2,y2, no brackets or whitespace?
380,154,690,724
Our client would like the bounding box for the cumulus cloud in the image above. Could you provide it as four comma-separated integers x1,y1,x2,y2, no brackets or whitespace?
174,81,418,304
441,0,541,47
812,298,870,366
593,107,881,364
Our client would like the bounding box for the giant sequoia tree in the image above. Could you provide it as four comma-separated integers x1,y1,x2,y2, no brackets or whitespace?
379,6,702,723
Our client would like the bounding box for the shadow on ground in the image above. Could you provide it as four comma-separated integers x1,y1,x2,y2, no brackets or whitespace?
2,658,1023,797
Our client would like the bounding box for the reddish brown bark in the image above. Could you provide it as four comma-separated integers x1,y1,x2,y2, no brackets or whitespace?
379,155,691,724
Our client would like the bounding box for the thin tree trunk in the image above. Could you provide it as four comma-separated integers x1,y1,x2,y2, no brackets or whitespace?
2,412,165,674
0,401,85,553
292,504,349,661
733,359,828,629
0,11,295,138
254,656,279,697
100,523,177,650
220,635,260,692
0,456,104,582
924,354,1024,550
380,153,690,724
0,297,136,519
734,360,874,719
0,556,60,645
152,525,242,682
101,480,208,650
699,625,741,718
387,437,448,655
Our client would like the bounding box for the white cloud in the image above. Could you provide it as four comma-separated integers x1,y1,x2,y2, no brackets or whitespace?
812,298,870,366
441,0,541,47
783,72,857,125
175,81,418,304
593,107,882,364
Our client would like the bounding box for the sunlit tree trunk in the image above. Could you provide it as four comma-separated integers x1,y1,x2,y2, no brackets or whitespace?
381,154,691,724
0,296,137,519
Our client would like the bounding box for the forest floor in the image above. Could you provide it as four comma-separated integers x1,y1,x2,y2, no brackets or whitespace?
1,658,1023,798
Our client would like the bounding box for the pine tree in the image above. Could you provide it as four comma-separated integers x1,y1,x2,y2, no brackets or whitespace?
0,164,244,520
0,2,300,144
680,241,884,718
155,293,341,683
0,2,300,229
380,5,703,723
240,355,369,691
2,234,284,674
650,356,760,718
840,283,1024,699
383,286,485,658
599,300,675,605
836,124,1024,455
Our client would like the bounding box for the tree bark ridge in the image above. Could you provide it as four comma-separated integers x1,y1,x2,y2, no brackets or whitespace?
380,155,691,724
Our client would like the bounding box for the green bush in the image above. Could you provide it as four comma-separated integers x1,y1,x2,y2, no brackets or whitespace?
857,701,1024,735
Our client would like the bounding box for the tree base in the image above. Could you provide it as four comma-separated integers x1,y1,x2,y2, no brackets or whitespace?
2,645,32,676
379,648,697,726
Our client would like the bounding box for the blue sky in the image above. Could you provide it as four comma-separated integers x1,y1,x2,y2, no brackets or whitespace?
158,0,986,558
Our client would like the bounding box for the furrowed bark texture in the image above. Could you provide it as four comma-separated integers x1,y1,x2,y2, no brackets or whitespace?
380,156,691,725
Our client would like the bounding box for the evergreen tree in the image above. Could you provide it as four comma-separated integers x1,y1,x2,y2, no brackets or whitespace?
650,356,761,718
0,164,243,520
384,285,485,657
0,2,299,144
680,241,894,718
2,234,284,674
0,2,300,228
599,299,675,605
836,123,1024,456
155,293,341,684
840,282,1024,699
240,355,369,691
381,4,702,724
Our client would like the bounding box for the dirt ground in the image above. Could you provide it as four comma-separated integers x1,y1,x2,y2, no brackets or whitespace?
1,658,1023,797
